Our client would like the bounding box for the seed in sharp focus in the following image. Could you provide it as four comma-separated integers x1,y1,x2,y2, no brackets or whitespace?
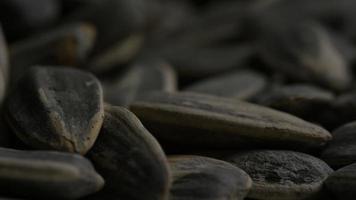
129,92,331,151
169,155,252,200
103,61,177,107
321,121,356,169
5,66,104,154
325,162,356,200
0,147,104,199
88,105,170,200
9,22,96,84
184,69,267,101
225,150,333,200
259,21,352,91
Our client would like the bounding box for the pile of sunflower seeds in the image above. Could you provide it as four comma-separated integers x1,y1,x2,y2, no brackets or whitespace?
2,0,356,199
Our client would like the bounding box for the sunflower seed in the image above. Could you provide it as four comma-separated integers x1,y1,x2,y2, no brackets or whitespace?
6,66,104,154
226,150,333,200
130,92,331,151
88,105,170,200
0,147,104,199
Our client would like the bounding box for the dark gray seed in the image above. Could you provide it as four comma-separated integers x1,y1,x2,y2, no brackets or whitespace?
10,23,95,84
0,25,8,105
103,61,177,107
6,66,104,154
88,105,170,200
256,84,334,120
321,121,356,168
88,33,144,74
0,147,104,199
325,162,356,200
169,155,252,200
130,92,331,150
226,150,333,200
185,70,266,100
259,21,352,91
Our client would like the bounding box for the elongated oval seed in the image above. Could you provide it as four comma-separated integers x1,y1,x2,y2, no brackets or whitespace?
88,105,170,200
226,150,333,200
169,155,252,200
130,92,332,151
6,66,104,154
0,147,104,199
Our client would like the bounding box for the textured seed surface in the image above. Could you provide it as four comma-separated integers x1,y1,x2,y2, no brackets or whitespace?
103,61,177,107
130,92,331,150
226,150,333,200
169,155,252,200
6,66,104,154
185,70,266,100
322,121,356,168
325,163,356,200
88,105,170,200
0,147,104,199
